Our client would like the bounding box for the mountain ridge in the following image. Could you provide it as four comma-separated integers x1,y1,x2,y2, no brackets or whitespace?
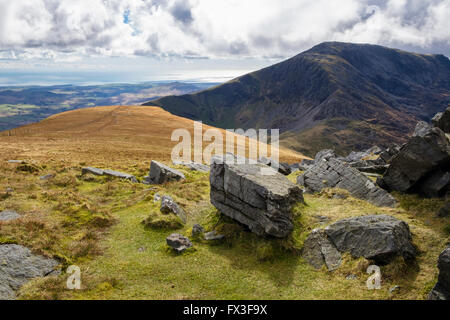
145,42,450,156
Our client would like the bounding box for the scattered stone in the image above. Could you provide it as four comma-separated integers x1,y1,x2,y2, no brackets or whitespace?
174,161,210,173
437,203,450,218
103,169,138,183
191,224,205,237
39,174,54,181
210,154,304,238
345,146,382,162
428,246,450,300
7,160,23,164
160,196,187,223
389,285,401,294
137,247,145,252
166,233,193,253
82,167,104,176
380,126,450,194
146,161,185,184
0,244,60,300
153,193,161,203
346,274,358,280
204,231,225,241
297,157,397,207
302,229,342,271
0,210,20,222
325,215,416,264
16,163,40,173
5,187,13,194
313,215,331,225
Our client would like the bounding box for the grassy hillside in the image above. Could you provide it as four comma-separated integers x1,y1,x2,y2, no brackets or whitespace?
0,106,448,300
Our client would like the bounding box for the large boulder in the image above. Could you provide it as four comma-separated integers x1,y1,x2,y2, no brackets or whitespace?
302,229,342,271
145,161,185,184
324,215,416,264
0,244,59,300
210,154,304,238
297,158,396,207
379,127,450,194
419,170,450,198
432,106,450,133
429,246,450,300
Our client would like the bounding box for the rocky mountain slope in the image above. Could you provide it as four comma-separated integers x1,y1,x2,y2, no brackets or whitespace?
145,42,450,156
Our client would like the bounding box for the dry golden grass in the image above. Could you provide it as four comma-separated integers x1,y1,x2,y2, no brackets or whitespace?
0,105,306,166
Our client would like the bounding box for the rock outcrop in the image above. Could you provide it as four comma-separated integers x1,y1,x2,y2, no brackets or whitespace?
429,246,450,300
302,229,342,271
0,244,59,300
210,154,304,238
324,215,416,264
297,157,397,207
145,161,185,184
258,157,292,176
166,234,193,253
379,126,450,196
432,106,450,134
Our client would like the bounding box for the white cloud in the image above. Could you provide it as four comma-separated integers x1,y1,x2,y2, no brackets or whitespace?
0,0,448,63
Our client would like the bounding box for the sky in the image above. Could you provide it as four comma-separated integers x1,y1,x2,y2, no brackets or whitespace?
0,0,449,85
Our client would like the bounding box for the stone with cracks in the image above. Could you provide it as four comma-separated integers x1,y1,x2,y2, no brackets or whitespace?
146,161,185,184
380,127,450,193
297,158,396,207
428,246,450,300
302,229,342,271
0,244,59,300
324,215,416,264
166,233,193,253
210,154,304,238
160,196,187,223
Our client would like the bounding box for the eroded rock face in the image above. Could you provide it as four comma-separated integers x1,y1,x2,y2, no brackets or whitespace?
166,234,193,253
0,244,59,300
302,229,342,271
324,215,416,264
146,161,185,184
379,127,450,194
297,157,396,207
429,246,450,300
210,155,304,238
432,106,450,134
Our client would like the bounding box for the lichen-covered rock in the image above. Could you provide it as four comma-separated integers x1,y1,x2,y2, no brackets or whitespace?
302,229,342,271
210,154,304,238
325,215,416,264
146,161,185,184
428,246,450,300
297,158,396,207
0,244,59,300
166,234,193,253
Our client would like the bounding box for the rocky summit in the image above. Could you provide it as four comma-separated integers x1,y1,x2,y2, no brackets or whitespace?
210,154,304,238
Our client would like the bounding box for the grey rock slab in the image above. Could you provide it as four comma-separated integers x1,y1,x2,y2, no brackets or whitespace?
173,161,210,173
325,215,416,264
297,158,397,207
210,155,304,238
81,167,104,176
166,234,193,253
0,244,60,300
0,210,20,222
147,161,185,184
103,169,138,183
